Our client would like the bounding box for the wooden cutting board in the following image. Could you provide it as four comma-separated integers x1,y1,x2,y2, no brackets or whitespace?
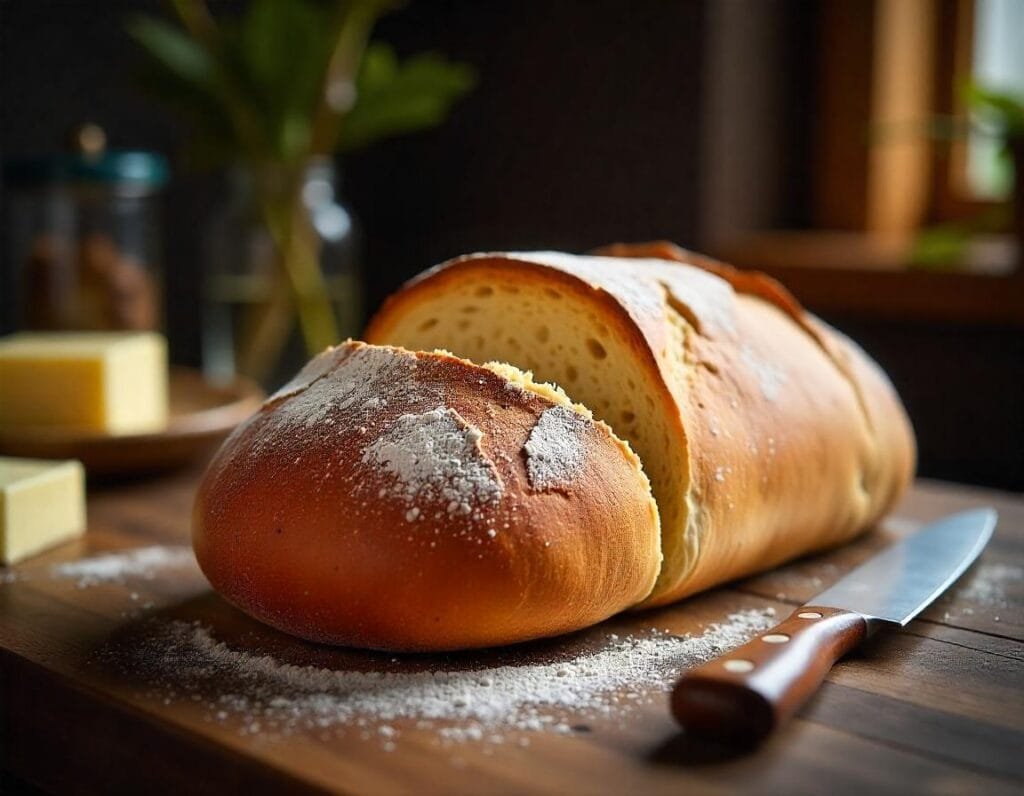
1,470,1022,795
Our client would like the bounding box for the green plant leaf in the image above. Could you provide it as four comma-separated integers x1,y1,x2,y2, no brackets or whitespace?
127,15,240,162
964,82,1024,138
909,225,972,269
136,59,236,157
339,44,477,152
235,0,334,160
359,40,400,89
128,7,475,164
126,15,216,88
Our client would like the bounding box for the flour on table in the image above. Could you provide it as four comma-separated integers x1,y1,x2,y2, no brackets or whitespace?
114,608,776,750
524,406,588,491
955,562,1021,607
51,545,196,588
363,406,502,515
882,516,921,536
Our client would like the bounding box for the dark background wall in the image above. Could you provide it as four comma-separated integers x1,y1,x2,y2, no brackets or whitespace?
0,0,707,365
0,0,216,360
1,1,1019,491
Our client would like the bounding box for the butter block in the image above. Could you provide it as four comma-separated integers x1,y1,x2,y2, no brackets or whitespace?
0,332,168,434
0,457,86,564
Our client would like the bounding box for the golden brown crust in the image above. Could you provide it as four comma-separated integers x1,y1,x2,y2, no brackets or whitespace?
807,319,917,521
367,255,701,601
367,247,916,607
596,240,917,532
192,342,661,651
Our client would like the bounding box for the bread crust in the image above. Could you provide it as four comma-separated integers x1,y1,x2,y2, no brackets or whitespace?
367,248,916,606
192,342,661,651
594,240,917,535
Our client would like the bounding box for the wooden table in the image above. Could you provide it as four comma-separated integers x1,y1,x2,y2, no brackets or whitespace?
1,470,1022,795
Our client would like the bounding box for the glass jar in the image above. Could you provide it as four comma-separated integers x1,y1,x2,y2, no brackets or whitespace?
202,157,362,388
3,141,168,332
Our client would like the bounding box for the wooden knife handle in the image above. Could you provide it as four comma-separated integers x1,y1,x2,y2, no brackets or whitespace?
671,606,868,742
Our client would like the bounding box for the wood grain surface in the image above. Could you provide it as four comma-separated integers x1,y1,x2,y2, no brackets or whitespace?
1,471,1022,795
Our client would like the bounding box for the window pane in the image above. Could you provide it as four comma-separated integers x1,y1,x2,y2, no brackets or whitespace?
968,0,1024,199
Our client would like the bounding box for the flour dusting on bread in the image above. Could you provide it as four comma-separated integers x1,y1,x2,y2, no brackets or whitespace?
266,343,352,404
740,344,787,402
363,406,502,516
524,406,588,491
195,339,663,650
252,344,431,453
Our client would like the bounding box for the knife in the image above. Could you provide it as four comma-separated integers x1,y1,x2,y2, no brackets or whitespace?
671,508,997,742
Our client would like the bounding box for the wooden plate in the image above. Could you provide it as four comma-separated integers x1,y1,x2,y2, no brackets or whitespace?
0,366,264,475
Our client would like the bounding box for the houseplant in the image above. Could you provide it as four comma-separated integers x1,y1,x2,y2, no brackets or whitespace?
129,0,475,383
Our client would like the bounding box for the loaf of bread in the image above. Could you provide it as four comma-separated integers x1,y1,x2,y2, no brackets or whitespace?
193,342,661,651
365,245,915,607
194,245,915,651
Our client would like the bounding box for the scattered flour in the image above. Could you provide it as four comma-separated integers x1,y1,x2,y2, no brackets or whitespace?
51,545,196,588
740,344,788,402
115,608,775,749
956,562,1021,607
524,406,588,491
363,406,502,515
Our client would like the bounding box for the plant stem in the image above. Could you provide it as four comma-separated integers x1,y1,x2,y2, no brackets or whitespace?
168,0,217,44
167,0,267,164
235,268,293,383
273,182,339,351
235,164,340,383
167,0,384,383
309,0,388,154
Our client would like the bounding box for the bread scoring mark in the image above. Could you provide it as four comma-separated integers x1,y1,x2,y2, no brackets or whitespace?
524,406,588,492
660,284,704,336
264,343,353,405
657,274,737,338
740,344,787,402
362,406,502,517
245,344,435,461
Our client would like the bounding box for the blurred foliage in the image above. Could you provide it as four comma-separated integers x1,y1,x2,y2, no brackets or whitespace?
965,83,1024,141
909,207,1010,270
127,0,476,167
910,83,1024,269
910,225,967,269
340,45,477,153
125,0,477,378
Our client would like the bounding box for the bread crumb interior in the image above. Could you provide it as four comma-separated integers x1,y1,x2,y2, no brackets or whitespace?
376,271,688,601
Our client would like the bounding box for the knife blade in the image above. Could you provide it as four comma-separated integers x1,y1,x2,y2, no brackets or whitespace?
671,508,997,743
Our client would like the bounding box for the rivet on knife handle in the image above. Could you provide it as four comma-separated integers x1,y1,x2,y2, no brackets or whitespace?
671,606,867,742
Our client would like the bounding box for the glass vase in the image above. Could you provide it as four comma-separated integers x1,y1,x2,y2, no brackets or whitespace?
202,157,362,389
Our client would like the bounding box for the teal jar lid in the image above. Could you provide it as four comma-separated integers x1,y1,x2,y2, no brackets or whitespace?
3,151,170,189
